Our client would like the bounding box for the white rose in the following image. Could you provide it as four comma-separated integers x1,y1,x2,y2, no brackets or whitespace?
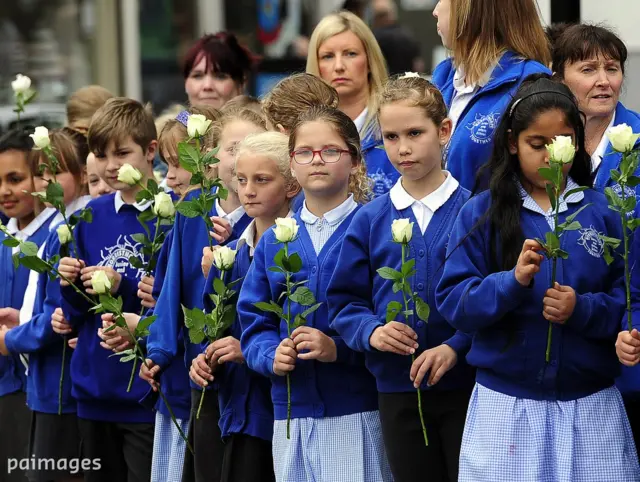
91,270,112,295
607,124,640,153
117,164,143,185
11,74,31,94
273,217,299,243
152,192,175,218
391,218,413,243
29,126,50,149
212,246,237,271
546,136,575,164
56,225,72,245
187,114,212,138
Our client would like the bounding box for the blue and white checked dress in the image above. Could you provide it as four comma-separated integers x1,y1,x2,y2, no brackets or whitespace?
151,411,189,482
459,383,639,482
270,197,392,482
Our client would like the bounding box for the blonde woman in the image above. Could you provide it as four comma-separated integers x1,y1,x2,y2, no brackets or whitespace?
432,0,551,190
307,11,398,197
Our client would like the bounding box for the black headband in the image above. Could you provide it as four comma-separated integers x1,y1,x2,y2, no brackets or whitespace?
509,90,576,118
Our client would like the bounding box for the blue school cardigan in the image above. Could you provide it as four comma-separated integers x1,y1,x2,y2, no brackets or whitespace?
435,189,625,401
432,51,550,190
237,210,379,420
202,236,274,441
328,186,475,393
362,132,400,197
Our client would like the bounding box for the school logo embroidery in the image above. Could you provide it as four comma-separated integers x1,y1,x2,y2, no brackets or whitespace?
466,112,500,145
369,169,395,197
577,225,604,258
612,183,637,216
98,235,146,278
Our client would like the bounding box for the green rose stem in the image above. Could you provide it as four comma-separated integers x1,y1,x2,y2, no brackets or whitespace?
283,243,293,440
399,243,428,446
621,184,633,332
545,176,563,364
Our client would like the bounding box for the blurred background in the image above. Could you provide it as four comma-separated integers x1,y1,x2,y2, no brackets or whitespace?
0,0,636,133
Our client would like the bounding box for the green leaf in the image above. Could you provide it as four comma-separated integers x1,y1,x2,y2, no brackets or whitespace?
377,267,403,281
254,301,284,318
178,142,201,174
274,248,286,270
118,352,137,363
289,286,316,306
190,329,206,345
557,248,569,259
11,253,19,269
175,200,202,218
385,301,403,323
201,149,220,166
135,315,157,338
146,178,159,194
538,167,556,183
559,220,581,232
628,176,640,188
79,208,93,223
128,256,144,269
2,238,20,248
217,187,229,201
401,259,415,277
600,235,622,249
20,241,39,257
415,297,430,322
135,190,150,204
622,196,637,213
268,266,285,274
545,231,560,251
610,169,622,183
628,218,640,231
182,306,206,330
219,306,236,333
292,314,306,328
564,204,591,225
213,277,226,297
190,172,204,186
99,294,123,315
604,187,621,208
18,255,50,273
137,209,156,224
392,281,403,293
131,233,148,245
603,244,615,265
300,302,322,319
564,186,588,198
286,252,303,274
46,181,65,206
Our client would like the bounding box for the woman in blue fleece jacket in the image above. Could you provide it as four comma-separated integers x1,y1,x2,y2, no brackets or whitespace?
436,76,639,481
431,0,551,191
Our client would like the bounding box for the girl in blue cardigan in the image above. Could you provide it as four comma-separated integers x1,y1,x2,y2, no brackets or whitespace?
328,74,475,482
436,75,639,481
237,106,392,482
193,131,300,482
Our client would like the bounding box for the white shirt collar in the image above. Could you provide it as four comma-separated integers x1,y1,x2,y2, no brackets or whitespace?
238,210,294,256
518,177,584,216
389,171,459,213
300,194,357,226
48,195,93,230
215,199,246,227
453,60,498,93
353,108,368,134
114,190,152,213
592,113,616,171
7,207,56,238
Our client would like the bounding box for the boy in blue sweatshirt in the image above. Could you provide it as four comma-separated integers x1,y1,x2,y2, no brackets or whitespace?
0,128,55,482
58,98,161,482
328,76,475,482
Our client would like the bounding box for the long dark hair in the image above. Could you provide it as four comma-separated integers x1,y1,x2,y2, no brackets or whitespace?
477,73,593,271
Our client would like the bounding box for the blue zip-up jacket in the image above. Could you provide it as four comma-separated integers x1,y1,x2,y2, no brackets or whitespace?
202,235,273,441
435,189,625,401
237,210,378,420
146,189,251,391
0,211,54,397
60,192,170,423
327,186,475,393
432,51,550,190
362,132,400,197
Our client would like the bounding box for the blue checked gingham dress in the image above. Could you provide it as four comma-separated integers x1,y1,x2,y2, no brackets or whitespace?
459,383,639,482
151,411,189,482
272,411,393,482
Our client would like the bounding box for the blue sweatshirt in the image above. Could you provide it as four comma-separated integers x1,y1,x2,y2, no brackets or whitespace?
328,185,475,393
202,233,273,441
146,189,251,392
435,188,625,401
60,192,169,423
1,211,55,397
237,210,378,420
432,51,550,191
362,132,400,197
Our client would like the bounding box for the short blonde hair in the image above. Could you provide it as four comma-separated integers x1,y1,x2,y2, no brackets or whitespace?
262,73,339,132
289,105,372,204
377,76,448,126
235,131,299,193
66,85,115,135
212,108,267,144
450,0,551,85
306,11,389,141
158,105,222,166
222,95,263,116
88,97,157,155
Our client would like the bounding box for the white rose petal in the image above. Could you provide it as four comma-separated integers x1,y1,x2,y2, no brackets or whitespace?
391,218,414,243
186,114,212,138
152,192,175,218
117,164,143,185
273,217,299,243
607,124,640,153
212,246,237,271
91,270,112,295
546,135,576,164
11,74,31,94
29,126,50,149
56,225,72,245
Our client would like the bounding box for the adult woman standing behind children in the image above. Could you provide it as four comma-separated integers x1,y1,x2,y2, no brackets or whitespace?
431,0,550,190
307,11,398,197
